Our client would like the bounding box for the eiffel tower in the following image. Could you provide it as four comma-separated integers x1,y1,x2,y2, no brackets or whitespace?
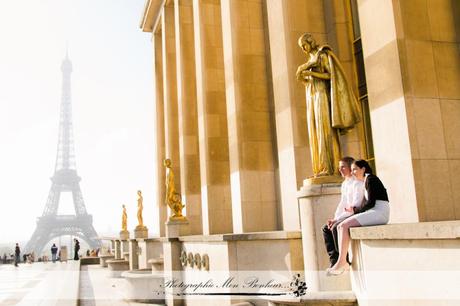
24,53,101,255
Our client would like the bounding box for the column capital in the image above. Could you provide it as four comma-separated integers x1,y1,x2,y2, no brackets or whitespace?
140,0,163,32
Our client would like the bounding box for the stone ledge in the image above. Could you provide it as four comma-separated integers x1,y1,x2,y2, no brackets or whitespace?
350,220,460,240
178,231,302,242
158,237,179,242
297,183,341,198
267,291,356,305
148,258,164,264
136,237,161,242
80,256,100,265
121,269,161,278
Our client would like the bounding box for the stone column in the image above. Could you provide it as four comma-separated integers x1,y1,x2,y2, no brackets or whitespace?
162,1,181,217
153,31,168,237
174,0,203,235
221,0,278,233
114,240,121,259
356,0,460,222
110,240,115,254
163,239,183,306
121,240,129,260
298,183,351,291
192,0,233,234
163,223,185,305
128,239,139,270
265,0,326,231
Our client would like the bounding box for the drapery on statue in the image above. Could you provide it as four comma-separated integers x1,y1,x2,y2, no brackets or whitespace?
163,158,186,221
296,33,361,184
137,190,144,227
121,204,127,231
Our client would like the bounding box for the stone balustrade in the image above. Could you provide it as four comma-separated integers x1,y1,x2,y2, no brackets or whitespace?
349,221,460,306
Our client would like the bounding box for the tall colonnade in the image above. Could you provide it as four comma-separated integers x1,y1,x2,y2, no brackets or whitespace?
141,0,460,233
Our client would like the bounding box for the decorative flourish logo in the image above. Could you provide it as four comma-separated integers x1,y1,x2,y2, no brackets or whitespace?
289,273,307,297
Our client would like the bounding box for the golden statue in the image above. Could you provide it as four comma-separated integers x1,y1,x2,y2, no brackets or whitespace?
121,204,127,231
164,158,186,221
296,33,361,183
137,190,144,227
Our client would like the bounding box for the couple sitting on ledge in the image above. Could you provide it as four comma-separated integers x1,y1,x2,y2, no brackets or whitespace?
323,157,390,276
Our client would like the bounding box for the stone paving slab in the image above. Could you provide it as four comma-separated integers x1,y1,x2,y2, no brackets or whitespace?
79,265,164,306
0,262,164,306
0,261,80,306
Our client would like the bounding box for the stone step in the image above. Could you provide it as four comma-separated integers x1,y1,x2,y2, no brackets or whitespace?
80,256,100,265
106,259,129,278
268,291,357,306
148,257,164,272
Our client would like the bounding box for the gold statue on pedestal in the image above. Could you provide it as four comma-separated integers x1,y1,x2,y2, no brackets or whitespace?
163,158,186,221
136,190,144,228
119,204,129,240
296,33,361,184
121,204,127,231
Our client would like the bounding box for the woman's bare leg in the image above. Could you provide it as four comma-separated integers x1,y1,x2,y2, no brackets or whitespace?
330,217,361,270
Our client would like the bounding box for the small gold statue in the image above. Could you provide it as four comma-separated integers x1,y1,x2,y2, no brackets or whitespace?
164,158,186,221
137,190,144,227
121,204,127,231
296,33,361,184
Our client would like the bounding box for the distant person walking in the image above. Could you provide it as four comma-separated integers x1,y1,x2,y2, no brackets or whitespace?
73,239,80,260
14,243,20,267
51,244,58,263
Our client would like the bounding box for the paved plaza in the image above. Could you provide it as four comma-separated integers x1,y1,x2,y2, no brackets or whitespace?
0,262,162,306
0,261,78,306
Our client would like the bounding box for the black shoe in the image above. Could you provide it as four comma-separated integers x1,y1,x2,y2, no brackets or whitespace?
330,258,338,268
346,253,351,265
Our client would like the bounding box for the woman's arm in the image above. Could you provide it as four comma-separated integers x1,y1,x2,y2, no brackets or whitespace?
354,176,386,213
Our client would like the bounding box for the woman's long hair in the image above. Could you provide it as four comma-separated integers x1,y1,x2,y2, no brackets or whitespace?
353,159,373,175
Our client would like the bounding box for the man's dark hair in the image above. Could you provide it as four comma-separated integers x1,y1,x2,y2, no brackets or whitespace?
340,156,355,168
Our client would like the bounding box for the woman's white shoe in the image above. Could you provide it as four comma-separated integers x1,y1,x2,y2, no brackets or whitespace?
326,265,349,276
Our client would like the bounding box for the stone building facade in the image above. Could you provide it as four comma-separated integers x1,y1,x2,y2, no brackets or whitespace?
141,0,460,234
138,0,460,304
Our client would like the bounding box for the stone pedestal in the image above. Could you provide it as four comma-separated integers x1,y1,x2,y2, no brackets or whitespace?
163,240,183,306
165,219,190,238
99,254,115,267
114,240,121,259
120,230,130,240
297,181,351,291
106,259,130,278
163,219,189,306
60,246,68,262
134,226,148,239
120,239,129,264
121,270,165,303
148,257,164,272
110,240,116,254
137,239,164,270
129,239,139,270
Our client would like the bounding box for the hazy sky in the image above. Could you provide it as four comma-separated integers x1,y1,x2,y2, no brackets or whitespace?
0,0,157,242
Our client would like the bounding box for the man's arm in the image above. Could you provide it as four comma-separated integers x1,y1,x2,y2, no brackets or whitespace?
349,181,365,210
333,182,347,219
